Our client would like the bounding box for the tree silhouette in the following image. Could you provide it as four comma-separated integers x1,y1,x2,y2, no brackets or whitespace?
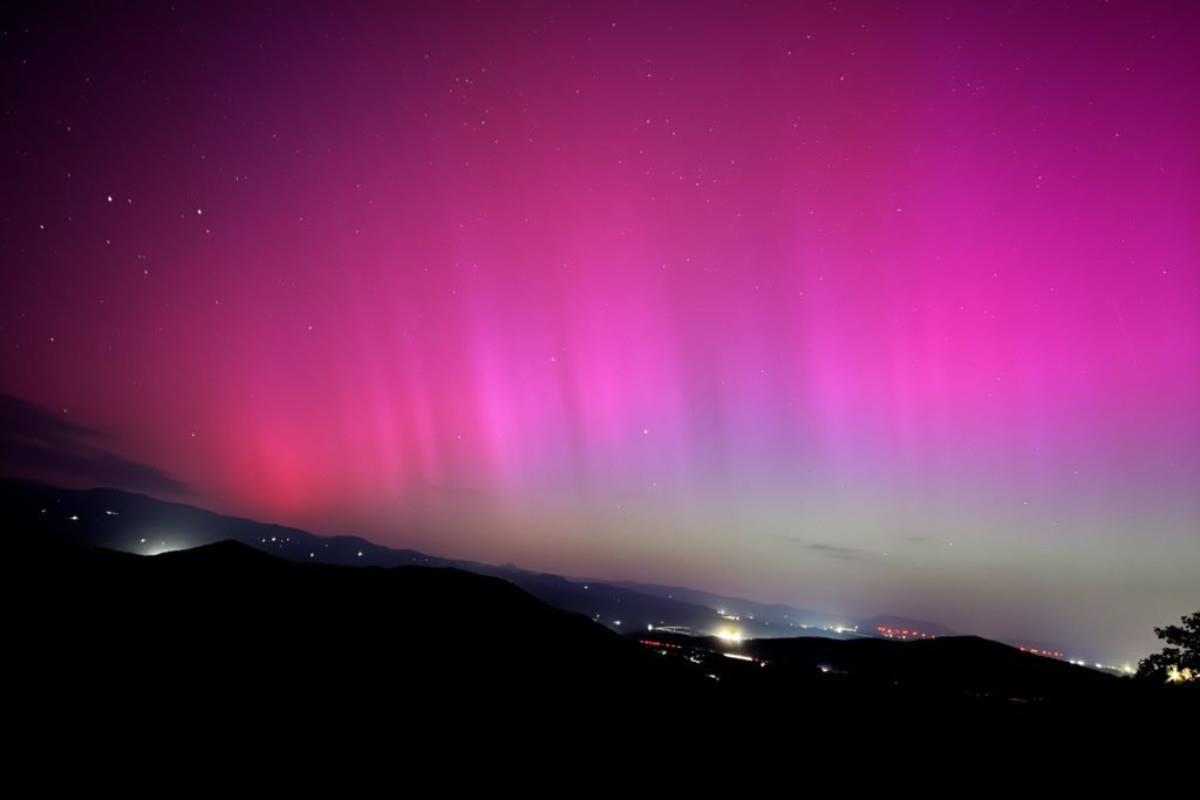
1137,611,1200,683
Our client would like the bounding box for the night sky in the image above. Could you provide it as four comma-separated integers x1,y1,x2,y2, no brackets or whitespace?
2,2,1197,662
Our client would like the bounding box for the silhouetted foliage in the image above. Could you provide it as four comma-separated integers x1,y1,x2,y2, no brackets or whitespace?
1137,611,1200,682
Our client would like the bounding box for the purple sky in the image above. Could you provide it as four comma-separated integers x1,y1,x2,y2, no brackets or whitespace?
2,2,1198,662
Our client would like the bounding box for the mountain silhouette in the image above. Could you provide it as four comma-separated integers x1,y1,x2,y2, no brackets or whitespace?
5,476,1193,736
0,477,848,639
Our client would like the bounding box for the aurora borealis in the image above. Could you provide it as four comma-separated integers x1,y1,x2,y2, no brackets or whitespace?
1,2,1197,662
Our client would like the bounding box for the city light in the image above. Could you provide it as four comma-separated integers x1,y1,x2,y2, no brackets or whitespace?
714,627,743,644
877,625,935,641
1018,645,1065,659
1166,665,1195,684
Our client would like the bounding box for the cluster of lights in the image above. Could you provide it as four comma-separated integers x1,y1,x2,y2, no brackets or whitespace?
140,538,182,556
1068,658,1132,674
1018,645,1064,659
714,627,744,644
1166,666,1196,684
649,624,692,636
877,625,936,641
638,639,682,651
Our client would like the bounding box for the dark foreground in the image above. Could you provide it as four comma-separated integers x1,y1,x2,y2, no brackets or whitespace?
5,537,1194,756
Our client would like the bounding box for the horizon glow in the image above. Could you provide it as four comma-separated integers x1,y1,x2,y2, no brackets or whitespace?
1,2,1197,661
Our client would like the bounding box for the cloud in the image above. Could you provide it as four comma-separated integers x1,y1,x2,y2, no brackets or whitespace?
782,538,873,561
0,393,188,495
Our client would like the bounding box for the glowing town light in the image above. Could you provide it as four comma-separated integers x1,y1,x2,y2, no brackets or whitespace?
1166,665,1195,684
714,627,743,644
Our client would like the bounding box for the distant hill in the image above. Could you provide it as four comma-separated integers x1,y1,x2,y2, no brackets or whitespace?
4,532,1192,743
0,478,844,640
636,630,1189,722
3,537,715,739
10,478,1105,657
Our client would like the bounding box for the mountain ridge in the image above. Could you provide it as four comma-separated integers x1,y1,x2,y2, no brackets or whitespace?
2,476,1066,655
